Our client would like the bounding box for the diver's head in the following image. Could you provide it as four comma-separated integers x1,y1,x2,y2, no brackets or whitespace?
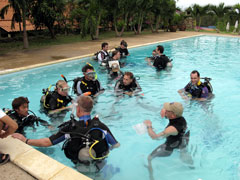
190,70,200,86
163,102,183,119
82,64,96,81
120,40,128,49
112,50,120,60
152,49,157,56
76,96,93,117
12,97,29,117
156,45,164,55
101,42,108,52
56,80,70,96
123,72,134,86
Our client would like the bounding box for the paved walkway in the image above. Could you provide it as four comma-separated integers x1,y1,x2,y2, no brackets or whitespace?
0,162,36,180
0,31,203,71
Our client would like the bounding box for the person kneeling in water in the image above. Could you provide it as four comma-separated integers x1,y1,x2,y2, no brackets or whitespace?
12,96,120,173
41,80,72,114
5,97,51,134
178,70,213,101
114,72,142,97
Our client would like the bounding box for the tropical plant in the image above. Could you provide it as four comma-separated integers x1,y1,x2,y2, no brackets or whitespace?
29,0,66,39
209,3,231,30
0,0,29,48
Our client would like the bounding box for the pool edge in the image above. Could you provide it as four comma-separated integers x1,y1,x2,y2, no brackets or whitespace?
0,136,92,180
0,34,204,76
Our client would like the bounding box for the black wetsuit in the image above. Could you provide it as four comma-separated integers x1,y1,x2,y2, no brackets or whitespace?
150,117,188,158
44,91,72,111
115,47,129,58
114,78,142,96
109,71,124,80
75,76,104,96
49,116,118,171
7,111,49,134
153,55,171,70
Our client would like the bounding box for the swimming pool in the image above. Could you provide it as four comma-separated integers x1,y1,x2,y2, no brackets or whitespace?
1,35,240,180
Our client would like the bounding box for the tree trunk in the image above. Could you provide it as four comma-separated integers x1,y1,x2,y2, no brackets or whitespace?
137,12,144,34
94,11,102,40
22,2,29,49
47,25,55,39
154,15,161,33
19,22,22,32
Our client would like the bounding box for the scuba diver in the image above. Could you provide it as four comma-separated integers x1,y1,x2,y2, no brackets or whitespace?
72,64,104,98
114,72,142,96
115,40,129,58
106,50,126,69
4,97,51,134
145,50,157,62
148,45,172,70
41,80,73,114
12,96,120,173
178,70,213,101
144,102,192,180
108,61,123,81
93,42,110,66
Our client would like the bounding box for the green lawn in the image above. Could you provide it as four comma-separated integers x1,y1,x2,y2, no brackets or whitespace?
0,30,154,55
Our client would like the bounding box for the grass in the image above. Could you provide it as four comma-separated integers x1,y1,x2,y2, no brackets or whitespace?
0,30,154,55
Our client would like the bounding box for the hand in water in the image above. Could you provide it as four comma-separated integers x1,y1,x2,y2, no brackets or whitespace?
144,120,152,127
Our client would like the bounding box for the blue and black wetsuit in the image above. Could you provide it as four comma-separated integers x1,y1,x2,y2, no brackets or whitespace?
49,115,118,164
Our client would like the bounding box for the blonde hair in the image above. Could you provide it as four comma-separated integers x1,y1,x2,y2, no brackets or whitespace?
56,80,67,89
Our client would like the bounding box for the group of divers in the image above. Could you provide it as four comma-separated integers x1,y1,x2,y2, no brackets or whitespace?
0,40,214,179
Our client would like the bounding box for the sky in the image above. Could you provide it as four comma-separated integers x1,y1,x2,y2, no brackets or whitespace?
176,0,240,10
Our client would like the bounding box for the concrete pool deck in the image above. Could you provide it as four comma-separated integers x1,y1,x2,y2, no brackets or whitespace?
0,31,239,179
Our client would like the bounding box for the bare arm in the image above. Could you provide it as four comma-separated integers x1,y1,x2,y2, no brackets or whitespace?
12,133,52,147
144,120,178,140
0,115,18,138
48,104,72,115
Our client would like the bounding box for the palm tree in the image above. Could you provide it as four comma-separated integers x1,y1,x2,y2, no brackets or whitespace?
198,5,210,28
0,0,29,48
186,4,200,30
233,4,240,34
209,3,231,31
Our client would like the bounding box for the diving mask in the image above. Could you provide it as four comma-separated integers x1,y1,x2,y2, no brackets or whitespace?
86,72,96,79
61,87,70,92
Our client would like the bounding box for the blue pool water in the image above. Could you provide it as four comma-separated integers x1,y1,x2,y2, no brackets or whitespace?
1,35,240,180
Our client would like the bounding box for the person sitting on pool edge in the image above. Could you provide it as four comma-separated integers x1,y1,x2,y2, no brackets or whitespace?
5,97,51,134
72,64,104,98
114,72,142,96
115,40,129,58
144,102,192,180
148,45,172,70
41,80,73,114
12,96,120,173
178,70,213,101
0,108,18,165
